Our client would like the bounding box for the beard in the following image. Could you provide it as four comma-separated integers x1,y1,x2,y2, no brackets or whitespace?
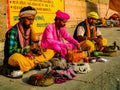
91,23,96,26
23,23,30,29
61,24,65,28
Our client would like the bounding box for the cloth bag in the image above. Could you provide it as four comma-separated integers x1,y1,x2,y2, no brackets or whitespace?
27,69,54,86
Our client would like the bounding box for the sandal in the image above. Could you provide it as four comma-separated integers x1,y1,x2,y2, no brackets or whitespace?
96,57,108,62
72,63,91,74
89,57,97,63
7,70,23,79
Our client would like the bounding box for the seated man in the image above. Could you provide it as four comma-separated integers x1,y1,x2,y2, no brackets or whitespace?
41,10,80,58
109,13,120,27
73,11,107,54
3,6,54,78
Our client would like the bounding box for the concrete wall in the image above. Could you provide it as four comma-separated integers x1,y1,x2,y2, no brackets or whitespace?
65,0,118,28
0,0,7,42
0,0,118,41
65,0,86,28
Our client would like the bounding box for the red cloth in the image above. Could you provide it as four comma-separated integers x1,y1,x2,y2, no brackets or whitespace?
17,23,31,47
109,0,120,12
109,13,119,20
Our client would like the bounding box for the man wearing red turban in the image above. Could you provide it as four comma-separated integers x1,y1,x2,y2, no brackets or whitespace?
41,10,80,58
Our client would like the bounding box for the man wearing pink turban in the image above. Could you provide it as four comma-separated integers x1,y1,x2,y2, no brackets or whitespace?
41,10,80,58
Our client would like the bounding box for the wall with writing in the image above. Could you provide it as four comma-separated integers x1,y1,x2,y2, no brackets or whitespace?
6,0,65,33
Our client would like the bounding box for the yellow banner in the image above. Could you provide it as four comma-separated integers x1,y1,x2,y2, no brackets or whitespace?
6,0,65,33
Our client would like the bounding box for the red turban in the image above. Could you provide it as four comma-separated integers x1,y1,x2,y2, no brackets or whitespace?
56,10,70,20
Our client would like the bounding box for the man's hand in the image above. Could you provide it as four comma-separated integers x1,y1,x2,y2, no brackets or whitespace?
21,45,31,54
93,38,102,43
77,43,82,50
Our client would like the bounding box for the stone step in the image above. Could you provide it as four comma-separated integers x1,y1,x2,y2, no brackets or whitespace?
0,42,4,51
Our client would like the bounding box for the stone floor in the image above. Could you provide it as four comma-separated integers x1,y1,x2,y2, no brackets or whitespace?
0,27,120,90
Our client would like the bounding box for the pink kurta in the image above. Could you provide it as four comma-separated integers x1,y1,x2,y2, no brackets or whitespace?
41,23,79,58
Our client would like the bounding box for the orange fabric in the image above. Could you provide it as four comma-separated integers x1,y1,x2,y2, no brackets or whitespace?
80,39,107,53
8,53,35,72
67,50,88,63
80,40,95,53
109,0,120,12
85,20,97,38
8,49,55,72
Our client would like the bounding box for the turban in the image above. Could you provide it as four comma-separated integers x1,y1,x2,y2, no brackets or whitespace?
56,10,70,20
19,10,37,18
110,13,119,19
87,11,99,19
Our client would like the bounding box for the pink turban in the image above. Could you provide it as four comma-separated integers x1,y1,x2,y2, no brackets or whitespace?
56,10,70,20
